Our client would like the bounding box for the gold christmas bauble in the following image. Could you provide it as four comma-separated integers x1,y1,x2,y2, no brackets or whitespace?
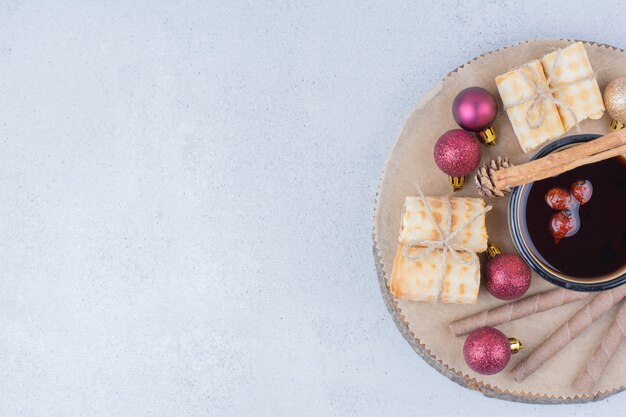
604,76,626,123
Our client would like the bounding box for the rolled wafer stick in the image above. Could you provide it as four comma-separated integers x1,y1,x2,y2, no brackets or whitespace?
512,285,626,382
449,288,590,336
574,300,626,392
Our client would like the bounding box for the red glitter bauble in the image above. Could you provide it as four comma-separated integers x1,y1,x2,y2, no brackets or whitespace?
463,327,510,375
433,129,481,177
486,253,532,301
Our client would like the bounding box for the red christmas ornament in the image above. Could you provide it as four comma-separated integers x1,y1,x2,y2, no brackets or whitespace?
485,243,532,301
463,327,523,375
433,129,482,191
452,87,498,145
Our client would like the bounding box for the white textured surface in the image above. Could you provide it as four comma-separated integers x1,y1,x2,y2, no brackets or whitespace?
1,1,625,415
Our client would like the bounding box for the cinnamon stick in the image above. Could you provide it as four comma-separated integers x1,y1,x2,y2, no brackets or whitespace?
449,288,589,336
574,300,626,392
493,130,626,191
512,285,626,382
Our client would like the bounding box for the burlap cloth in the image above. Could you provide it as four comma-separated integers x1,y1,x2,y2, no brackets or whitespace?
373,39,626,403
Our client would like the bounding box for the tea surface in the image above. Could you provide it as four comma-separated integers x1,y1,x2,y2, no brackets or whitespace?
522,156,626,278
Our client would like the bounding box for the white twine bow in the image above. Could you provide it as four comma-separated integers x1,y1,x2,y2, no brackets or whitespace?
504,47,596,132
402,185,492,302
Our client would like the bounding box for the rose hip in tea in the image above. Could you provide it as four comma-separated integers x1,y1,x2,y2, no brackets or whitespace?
571,179,593,205
545,187,575,210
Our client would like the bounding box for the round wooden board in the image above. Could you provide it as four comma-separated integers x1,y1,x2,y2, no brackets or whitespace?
373,39,626,404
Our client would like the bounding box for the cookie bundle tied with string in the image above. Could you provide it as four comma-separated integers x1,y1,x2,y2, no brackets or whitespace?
389,187,491,304
496,42,605,153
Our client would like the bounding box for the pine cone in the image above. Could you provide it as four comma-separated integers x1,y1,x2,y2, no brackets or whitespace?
475,156,514,197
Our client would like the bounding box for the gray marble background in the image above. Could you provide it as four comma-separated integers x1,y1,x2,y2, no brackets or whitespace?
1,1,625,416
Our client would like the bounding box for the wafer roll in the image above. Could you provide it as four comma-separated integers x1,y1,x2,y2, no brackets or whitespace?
390,245,480,304
449,288,589,336
399,196,488,253
512,286,626,382
495,60,565,153
540,42,604,131
574,300,626,392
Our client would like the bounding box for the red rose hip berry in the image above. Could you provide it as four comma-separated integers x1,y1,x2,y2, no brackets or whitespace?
570,180,593,205
549,210,579,243
544,187,574,210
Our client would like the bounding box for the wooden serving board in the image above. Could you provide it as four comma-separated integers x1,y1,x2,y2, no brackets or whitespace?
373,39,626,403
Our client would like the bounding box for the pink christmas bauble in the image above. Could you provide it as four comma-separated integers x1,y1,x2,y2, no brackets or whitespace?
486,253,532,301
452,87,497,132
463,327,510,375
433,129,481,177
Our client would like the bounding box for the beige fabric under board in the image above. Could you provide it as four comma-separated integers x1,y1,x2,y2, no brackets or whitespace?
373,39,625,400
